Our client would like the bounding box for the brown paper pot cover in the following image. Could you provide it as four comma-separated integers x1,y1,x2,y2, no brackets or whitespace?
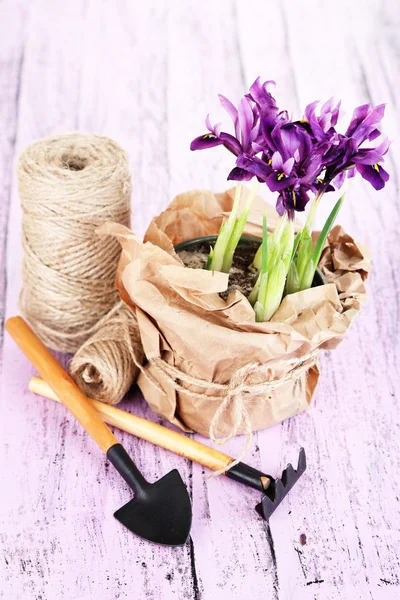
99,188,371,440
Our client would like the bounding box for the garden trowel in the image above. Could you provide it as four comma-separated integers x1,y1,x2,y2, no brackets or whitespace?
6,317,192,547
29,375,306,520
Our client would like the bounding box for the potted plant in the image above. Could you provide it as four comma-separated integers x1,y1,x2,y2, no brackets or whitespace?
187,78,389,320
101,78,388,451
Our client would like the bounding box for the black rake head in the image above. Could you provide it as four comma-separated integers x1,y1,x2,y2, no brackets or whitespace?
256,447,307,520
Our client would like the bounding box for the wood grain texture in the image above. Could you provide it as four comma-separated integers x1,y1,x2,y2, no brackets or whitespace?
5,318,120,454
28,378,237,473
0,1,399,599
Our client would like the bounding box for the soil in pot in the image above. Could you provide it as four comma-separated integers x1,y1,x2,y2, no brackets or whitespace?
175,235,326,302
176,238,260,300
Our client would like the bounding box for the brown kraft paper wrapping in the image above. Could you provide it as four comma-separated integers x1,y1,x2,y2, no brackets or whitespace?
98,187,371,440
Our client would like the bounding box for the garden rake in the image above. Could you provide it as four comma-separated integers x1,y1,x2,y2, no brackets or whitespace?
29,376,306,520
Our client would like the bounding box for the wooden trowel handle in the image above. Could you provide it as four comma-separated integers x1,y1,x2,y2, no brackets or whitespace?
6,316,119,454
29,377,235,473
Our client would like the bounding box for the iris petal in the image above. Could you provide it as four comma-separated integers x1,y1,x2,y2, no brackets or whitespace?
248,77,277,111
345,104,371,137
219,132,242,156
227,166,254,181
332,171,346,189
356,163,389,190
271,151,283,170
190,134,224,150
219,94,239,139
238,97,255,149
266,173,297,192
283,157,295,175
236,154,273,182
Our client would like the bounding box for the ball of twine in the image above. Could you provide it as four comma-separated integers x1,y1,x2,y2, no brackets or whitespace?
18,133,132,354
69,301,142,405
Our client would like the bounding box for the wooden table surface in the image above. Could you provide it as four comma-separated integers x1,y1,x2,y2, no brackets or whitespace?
1,1,399,599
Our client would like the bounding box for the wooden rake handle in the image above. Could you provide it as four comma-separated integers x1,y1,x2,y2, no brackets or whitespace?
28,376,235,473
6,316,119,454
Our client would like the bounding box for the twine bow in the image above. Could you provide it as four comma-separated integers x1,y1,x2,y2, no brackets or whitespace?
129,346,319,474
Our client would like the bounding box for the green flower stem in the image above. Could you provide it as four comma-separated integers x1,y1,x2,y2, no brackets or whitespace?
252,211,287,271
221,181,260,272
209,183,242,272
304,190,322,235
249,212,288,306
261,260,287,321
252,215,294,322
294,190,324,283
285,190,345,294
208,181,260,273
299,193,345,290
254,214,268,320
291,230,302,262
295,233,313,285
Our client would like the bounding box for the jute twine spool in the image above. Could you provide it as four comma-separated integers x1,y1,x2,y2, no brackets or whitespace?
69,301,142,405
18,133,132,354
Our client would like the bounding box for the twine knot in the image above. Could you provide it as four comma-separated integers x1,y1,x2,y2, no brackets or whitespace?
133,346,319,473
208,362,260,446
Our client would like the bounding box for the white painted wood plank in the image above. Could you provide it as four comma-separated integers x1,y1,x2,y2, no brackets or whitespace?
0,1,26,355
0,1,196,598
236,1,400,598
165,2,287,598
0,0,399,598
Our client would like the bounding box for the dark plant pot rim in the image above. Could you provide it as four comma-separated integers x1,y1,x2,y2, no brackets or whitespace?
174,234,328,288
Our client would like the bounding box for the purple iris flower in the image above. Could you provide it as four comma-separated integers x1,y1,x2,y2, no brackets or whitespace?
235,119,328,218
345,103,384,143
190,79,281,180
350,137,390,189
190,90,260,155
303,98,341,142
305,102,390,190
191,79,390,220
246,77,278,116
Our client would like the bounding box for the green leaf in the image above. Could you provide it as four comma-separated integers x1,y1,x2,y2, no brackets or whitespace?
263,260,286,321
299,258,315,291
291,231,302,262
222,203,250,272
254,300,265,322
221,181,259,273
296,234,313,282
209,184,242,271
261,214,268,275
252,242,263,270
206,247,213,270
248,272,260,306
210,220,231,271
279,219,294,271
312,194,344,268
257,272,269,314
250,214,268,312
284,260,300,295
267,213,288,273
